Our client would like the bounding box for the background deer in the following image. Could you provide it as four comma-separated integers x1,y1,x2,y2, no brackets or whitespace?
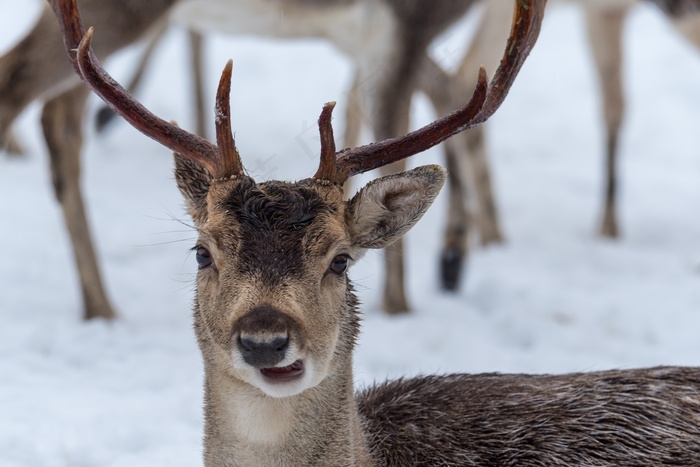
451,0,700,243
0,0,507,320
0,0,177,320
89,0,700,298
51,0,700,464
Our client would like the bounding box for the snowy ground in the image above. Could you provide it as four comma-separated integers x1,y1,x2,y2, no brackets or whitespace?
1,1,700,465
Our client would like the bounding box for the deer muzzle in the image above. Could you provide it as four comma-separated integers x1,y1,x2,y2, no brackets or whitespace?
232,304,303,370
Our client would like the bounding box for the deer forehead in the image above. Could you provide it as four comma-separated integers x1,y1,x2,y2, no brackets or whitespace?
202,177,348,278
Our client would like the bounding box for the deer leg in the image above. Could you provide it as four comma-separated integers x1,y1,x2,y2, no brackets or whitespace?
41,85,117,320
3,128,25,156
374,64,414,314
585,6,626,238
464,126,501,245
417,57,471,291
452,0,511,246
341,69,363,198
378,97,411,312
188,29,208,139
380,160,410,314
343,69,364,150
440,140,471,291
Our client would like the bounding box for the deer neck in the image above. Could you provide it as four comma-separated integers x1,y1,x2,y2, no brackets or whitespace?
201,354,372,467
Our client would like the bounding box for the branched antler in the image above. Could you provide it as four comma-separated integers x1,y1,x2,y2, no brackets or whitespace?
50,0,545,185
48,0,242,179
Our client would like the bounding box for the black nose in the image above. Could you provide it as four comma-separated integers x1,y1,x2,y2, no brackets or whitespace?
237,335,289,368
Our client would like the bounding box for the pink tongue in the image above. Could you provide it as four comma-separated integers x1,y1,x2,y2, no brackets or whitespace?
261,360,304,378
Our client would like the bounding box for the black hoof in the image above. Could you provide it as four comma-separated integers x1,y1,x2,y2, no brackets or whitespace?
95,106,118,133
441,247,464,292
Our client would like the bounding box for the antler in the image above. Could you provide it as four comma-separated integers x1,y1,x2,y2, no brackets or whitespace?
48,0,243,179
314,101,348,183
314,0,547,183
50,0,544,185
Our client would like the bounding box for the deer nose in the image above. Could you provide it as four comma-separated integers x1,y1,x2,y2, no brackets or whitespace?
237,334,289,368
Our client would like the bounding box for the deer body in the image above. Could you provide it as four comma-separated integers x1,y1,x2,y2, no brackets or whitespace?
359,368,700,465
171,0,395,60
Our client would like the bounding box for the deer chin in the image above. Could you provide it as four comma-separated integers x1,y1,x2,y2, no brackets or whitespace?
236,355,319,399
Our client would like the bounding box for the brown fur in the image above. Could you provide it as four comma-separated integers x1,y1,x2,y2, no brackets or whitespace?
176,163,700,466
360,367,700,465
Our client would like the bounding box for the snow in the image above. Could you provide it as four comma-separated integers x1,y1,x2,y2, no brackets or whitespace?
1,2,700,465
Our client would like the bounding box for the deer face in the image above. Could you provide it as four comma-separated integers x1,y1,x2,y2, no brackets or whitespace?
176,159,445,398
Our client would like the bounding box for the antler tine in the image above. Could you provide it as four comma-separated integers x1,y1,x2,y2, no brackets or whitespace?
336,0,546,177
313,102,348,184
215,60,244,178
49,0,219,176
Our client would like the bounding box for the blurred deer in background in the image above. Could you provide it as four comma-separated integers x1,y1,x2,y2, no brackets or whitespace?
128,0,700,301
53,1,700,465
455,0,700,240
0,0,504,319
0,0,178,319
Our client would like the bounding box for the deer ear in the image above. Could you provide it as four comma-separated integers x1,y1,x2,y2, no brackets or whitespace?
346,165,446,250
174,154,212,226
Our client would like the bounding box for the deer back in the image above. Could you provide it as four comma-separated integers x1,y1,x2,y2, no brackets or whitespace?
359,366,700,465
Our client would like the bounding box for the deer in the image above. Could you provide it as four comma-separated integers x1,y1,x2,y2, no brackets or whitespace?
450,0,700,242
1,0,511,320
51,0,700,465
103,0,700,293
0,0,178,320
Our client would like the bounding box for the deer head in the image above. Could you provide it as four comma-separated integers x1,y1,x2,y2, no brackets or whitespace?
49,0,544,399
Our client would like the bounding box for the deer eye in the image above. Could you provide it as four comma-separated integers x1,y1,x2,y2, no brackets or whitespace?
329,255,349,275
195,246,213,269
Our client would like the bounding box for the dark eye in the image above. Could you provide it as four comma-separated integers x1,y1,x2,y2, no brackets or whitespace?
195,246,213,269
329,255,349,275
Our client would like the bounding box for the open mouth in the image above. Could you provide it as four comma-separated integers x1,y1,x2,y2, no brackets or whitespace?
260,360,305,382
